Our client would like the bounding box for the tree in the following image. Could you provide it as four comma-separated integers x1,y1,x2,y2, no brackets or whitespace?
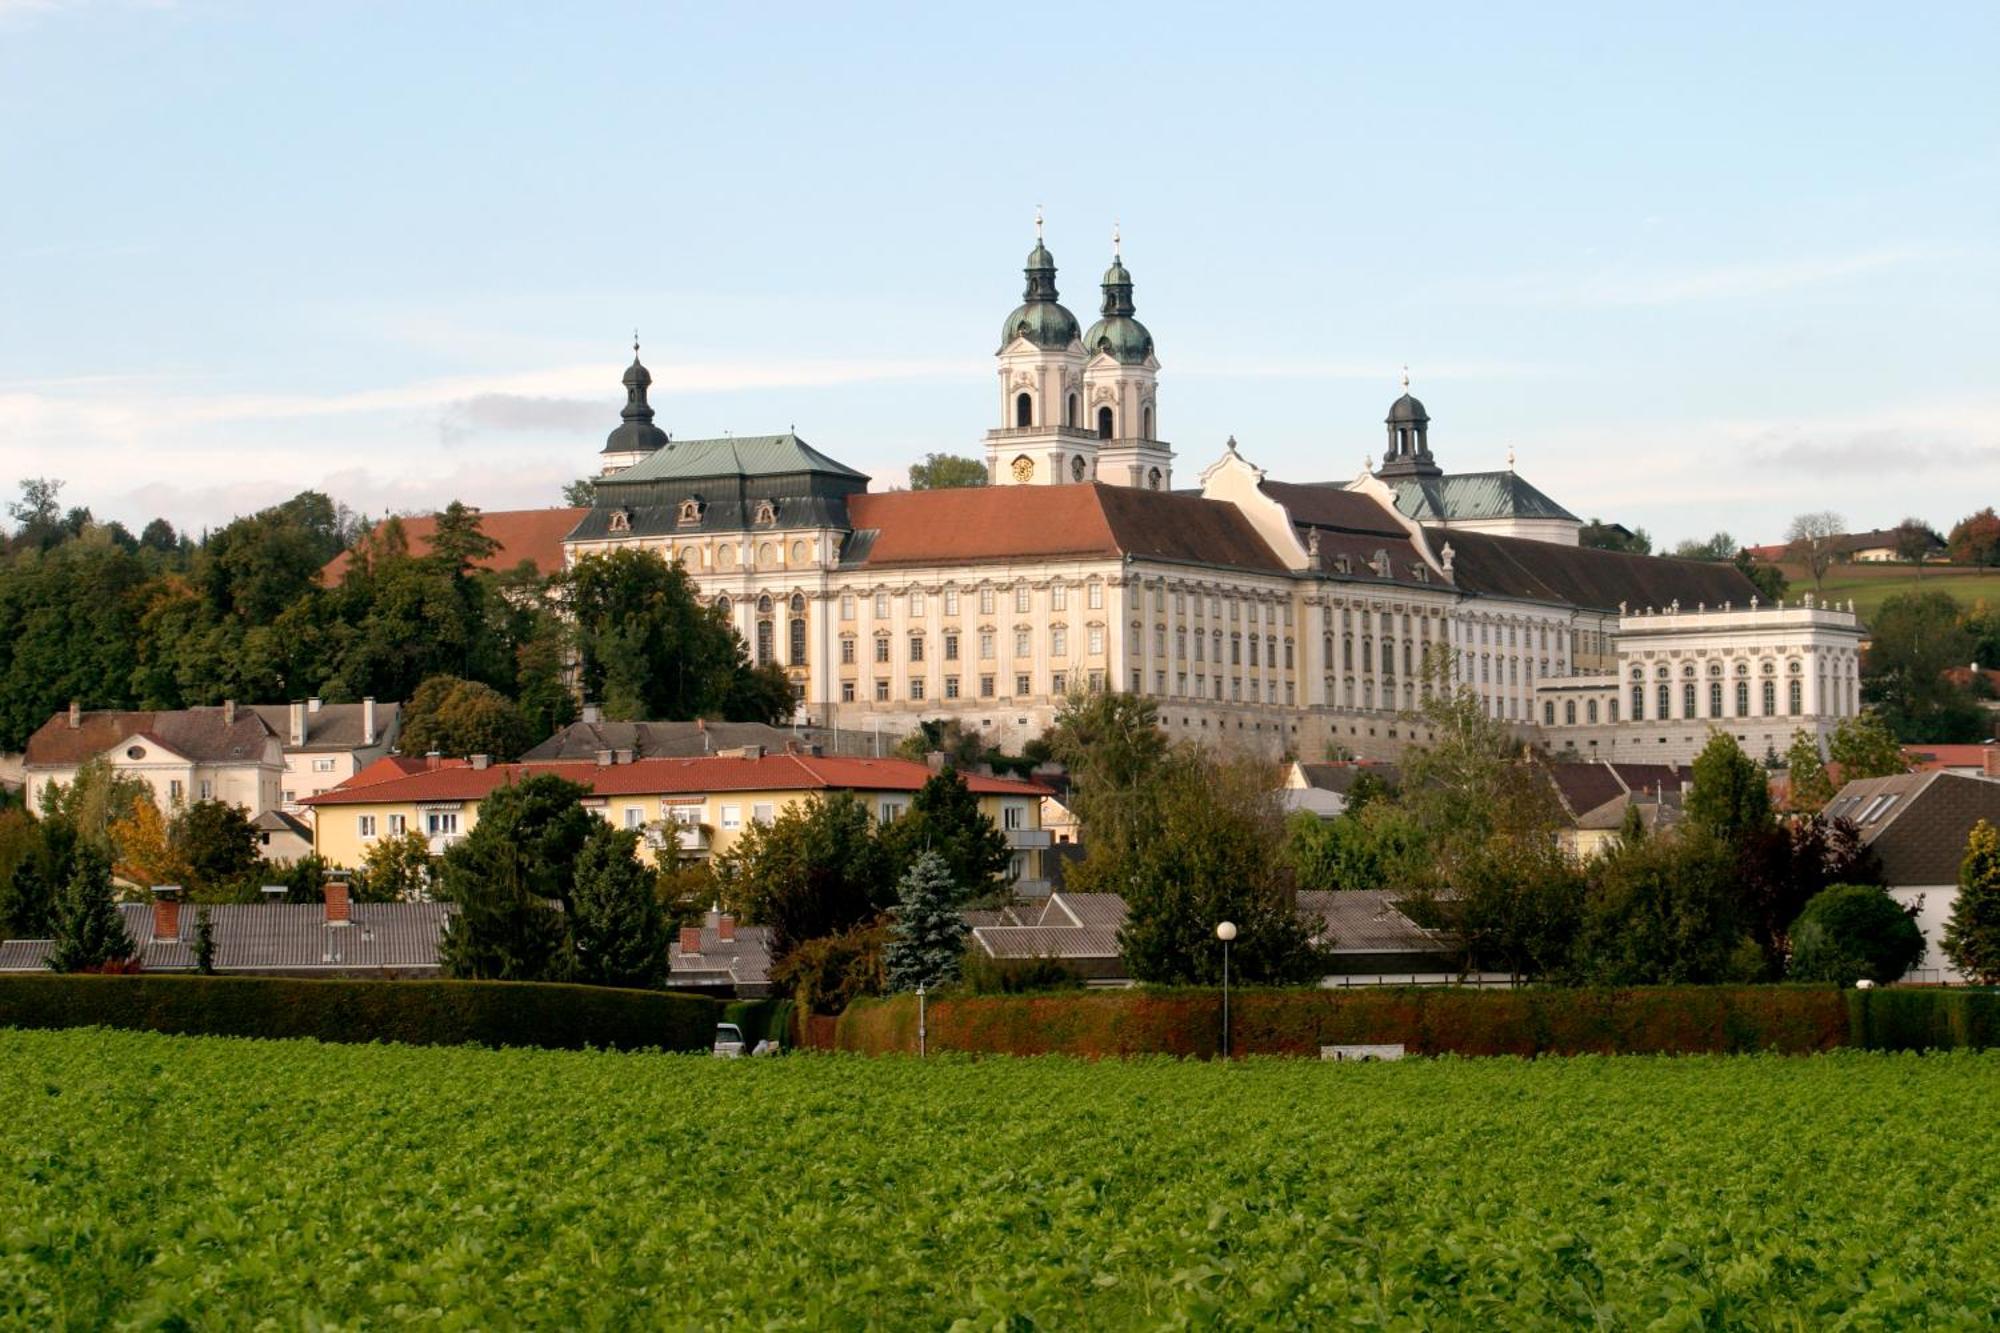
1894,517,1941,571
883,850,967,992
1575,830,1758,985
1071,746,1323,986
399,675,535,760
908,453,989,490
1735,814,1883,976
1671,532,1738,562
1685,731,1771,842
109,798,189,890
1861,593,1984,743
1046,690,1169,849
769,920,888,1015
1783,730,1836,813
45,844,135,972
876,769,1011,903
436,775,595,981
562,477,598,507
1733,550,1788,603
892,718,988,769
1825,711,1909,780
192,907,217,974
1943,820,2000,985
38,759,153,857
1786,510,1846,595
170,800,260,900
1787,884,1924,986
1396,666,1561,866
0,813,72,939
357,830,432,902
717,792,889,961
8,477,67,552
1946,507,2000,567
1285,810,1385,893
1448,835,1587,983
568,824,671,989
1579,519,1651,555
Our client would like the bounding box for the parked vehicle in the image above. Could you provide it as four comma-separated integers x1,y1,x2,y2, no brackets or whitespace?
712,1023,748,1057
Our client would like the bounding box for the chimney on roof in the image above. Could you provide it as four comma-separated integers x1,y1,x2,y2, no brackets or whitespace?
678,925,703,956
581,702,602,725
718,913,736,942
68,699,81,729
222,699,236,725
150,885,182,943
470,753,491,771
362,697,377,746
706,903,722,928
308,696,322,714
289,700,307,747
323,879,351,926
926,750,947,773
614,748,634,765
425,751,442,770
260,884,288,901
732,744,764,760
596,749,615,767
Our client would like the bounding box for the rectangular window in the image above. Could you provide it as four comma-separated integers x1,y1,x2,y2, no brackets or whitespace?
1248,637,1259,667
1154,627,1166,655
1015,586,1032,613
311,757,336,773
910,591,925,616
1178,672,1187,695
980,674,995,697
943,590,958,616
874,592,890,618
979,632,995,660
1088,627,1105,656
944,675,960,699
910,678,926,701
625,807,644,830
388,814,406,836
1051,583,1067,611
282,789,296,806
944,633,959,661
1003,804,1024,830
875,679,890,702
169,779,184,802
880,801,906,824
874,638,890,663
427,811,459,837
1155,670,1166,694
910,635,925,662
1051,670,1067,694
1051,627,1067,656
1016,673,1031,695
198,780,213,801
1088,583,1104,610
1544,701,1556,725
752,803,775,825
979,587,995,614
841,638,856,664
358,814,377,838
841,681,855,703
840,593,855,621
1015,631,1032,658
720,804,742,830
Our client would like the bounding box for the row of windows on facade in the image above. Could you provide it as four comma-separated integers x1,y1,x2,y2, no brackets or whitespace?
661,538,818,570
358,800,1027,841
1615,674,1854,724
825,584,1303,624
836,670,1305,708
1011,390,1153,440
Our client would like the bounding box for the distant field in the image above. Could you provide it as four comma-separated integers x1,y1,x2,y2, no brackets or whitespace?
4,1029,1999,1326
1770,561,2000,619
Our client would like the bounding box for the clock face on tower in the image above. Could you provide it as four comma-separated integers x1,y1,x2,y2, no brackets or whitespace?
1011,455,1034,483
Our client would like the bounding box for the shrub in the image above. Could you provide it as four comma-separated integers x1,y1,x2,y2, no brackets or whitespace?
959,949,1085,995
770,920,888,1015
1787,884,1926,985
0,974,717,1051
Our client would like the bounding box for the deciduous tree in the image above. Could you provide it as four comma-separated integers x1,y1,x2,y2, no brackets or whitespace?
568,824,671,989
907,453,989,490
1946,507,2000,567
399,675,536,760
1943,819,2000,985
876,768,1011,903
1783,730,1835,813
1787,883,1924,986
1686,731,1772,842
717,792,889,961
1786,510,1846,594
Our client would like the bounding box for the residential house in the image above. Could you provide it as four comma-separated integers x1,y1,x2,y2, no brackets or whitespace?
522,712,819,762
0,883,450,977
1824,771,2000,983
23,701,284,817
302,749,1055,890
246,698,401,813
1280,760,1401,820
253,810,314,861
1901,741,2000,777
667,907,774,996
1542,761,1690,859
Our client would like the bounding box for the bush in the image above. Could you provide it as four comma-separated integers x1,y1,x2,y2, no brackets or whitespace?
770,920,888,1015
959,949,1085,995
1848,987,2000,1052
1788,884,1926,985
721,997,796,1048
0,974,717,1052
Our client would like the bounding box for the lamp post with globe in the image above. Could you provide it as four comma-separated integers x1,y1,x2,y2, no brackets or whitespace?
1215,921,1237,1059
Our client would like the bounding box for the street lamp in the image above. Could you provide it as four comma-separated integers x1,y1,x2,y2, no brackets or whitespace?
1215,921,1237,1060
917,981,927,1058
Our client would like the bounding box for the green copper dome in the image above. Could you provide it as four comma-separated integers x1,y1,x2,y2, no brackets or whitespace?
999,240,1080,351
1083,253,1154,364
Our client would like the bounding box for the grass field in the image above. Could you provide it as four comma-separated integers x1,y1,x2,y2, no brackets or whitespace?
5,1030,2000,1327
1773,560,2000,620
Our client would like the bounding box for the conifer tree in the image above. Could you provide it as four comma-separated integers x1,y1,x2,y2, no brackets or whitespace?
569,824,671,989
883,850,966,993
46,844,135,973
1943,819,2000,985
192,907,216,975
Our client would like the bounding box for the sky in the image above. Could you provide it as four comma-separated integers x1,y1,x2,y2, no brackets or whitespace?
2,1,1996,548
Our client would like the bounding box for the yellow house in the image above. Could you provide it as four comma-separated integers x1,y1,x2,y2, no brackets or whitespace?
300,747,1055,891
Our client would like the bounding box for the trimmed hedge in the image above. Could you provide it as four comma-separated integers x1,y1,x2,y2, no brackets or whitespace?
838,986,1871,1058
1849,988,2000,1052
0,974,721,1052
722,998,796,1048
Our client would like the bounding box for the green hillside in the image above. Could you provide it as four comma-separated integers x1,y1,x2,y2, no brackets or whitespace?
1769,562,2000,620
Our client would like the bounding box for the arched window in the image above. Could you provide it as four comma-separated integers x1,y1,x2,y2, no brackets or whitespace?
1097,406,1114,439
1015,393,1032,427
1564,700,1576,725
1070,454,1086,482
1788,679,1802,715
1710,682,1723,717
1658,682,1671,718
1142,405,1154,438
1066,393,1079,427
1631,684,1644,720
1736,681,1749,716
1763,680,1776,716
789,618,806,666
755,619,774,665
1683,682,1696,717
1587,699,1599,724
756,594,773,615
715,594,731,617
1147,467,1162,490
790,592,806,614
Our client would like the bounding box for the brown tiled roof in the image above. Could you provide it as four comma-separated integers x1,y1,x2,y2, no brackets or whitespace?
1259,481,1410,537
843,485,1287,574
1436,528,1758,612
25,707,278,769
1542,762,1690,822
1256,481,1442,588
320,508,585,584
1827,771,2000,886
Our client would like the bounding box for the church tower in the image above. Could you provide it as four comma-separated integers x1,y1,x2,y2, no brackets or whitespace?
1376,371,1440,480
599,339,670,476
1082,227,1171,490
985,217,1092,485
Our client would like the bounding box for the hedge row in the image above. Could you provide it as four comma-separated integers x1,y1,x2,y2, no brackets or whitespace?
722,997,797,1048
0,975,721,1052
834,986,1995,1058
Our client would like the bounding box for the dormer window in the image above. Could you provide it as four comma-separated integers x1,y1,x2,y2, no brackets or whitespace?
607,508,632,533
753,499,777,526
677,497,704,526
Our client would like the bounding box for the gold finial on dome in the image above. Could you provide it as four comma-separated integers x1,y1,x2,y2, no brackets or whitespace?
1401,365,1410,391
1035,204,1044,242
1112,219,1121,259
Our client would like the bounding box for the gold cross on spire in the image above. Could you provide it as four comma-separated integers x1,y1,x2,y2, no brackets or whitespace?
1112,219,1121,258
1034,204,1044,241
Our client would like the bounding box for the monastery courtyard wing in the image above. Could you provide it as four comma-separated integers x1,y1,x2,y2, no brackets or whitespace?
563,231,1862,765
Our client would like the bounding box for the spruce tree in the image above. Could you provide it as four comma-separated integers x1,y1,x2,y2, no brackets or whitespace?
884,850,967,992
878,769,1011,902
192,908,216,975
45,844,135,973
569,824,671,989
1944,819,2000,985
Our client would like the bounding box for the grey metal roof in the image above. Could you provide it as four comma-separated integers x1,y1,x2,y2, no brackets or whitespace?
246,702,401,753
1039,893,1128,928
972,923,1124,960
1297,891,1453,956
1388,471,1578,524
0,902,453,973
521,720,811,763
606,434,866,485
668,923,773,989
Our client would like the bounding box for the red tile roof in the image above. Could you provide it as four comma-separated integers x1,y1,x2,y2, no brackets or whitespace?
320,508,585,585
844,484,1286,573
301,753,1053,806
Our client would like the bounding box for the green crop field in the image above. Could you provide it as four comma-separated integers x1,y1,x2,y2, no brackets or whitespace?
4,1030,1999,1328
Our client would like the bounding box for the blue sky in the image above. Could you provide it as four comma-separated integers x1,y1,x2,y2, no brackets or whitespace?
2,1,1995,546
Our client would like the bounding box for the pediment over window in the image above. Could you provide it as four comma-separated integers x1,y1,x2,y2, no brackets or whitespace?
677,497,705,525
607,508,632,533
752,499,778,526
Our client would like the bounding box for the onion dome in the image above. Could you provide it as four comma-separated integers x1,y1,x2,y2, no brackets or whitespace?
1082,247,1154,365
602,341,669,456
1385,392,1429,425
999,240,1081,352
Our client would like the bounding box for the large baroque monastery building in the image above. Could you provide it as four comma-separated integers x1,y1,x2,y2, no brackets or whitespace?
564,233,1862,765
